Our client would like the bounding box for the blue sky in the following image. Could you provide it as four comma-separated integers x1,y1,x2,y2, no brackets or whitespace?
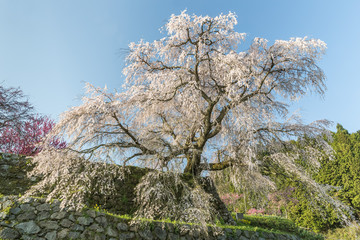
0,0,359,132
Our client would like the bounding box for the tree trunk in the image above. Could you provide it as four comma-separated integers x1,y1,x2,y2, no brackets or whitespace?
184,152,236,225
198,177,236,225
184,152,202,176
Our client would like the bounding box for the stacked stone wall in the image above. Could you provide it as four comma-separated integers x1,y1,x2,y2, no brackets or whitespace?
0,153,39,196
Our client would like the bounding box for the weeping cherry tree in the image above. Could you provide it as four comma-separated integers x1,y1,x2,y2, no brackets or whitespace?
27,11,356,225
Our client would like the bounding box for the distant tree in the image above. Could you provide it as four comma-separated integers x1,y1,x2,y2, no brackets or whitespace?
0,115,66,156
27,11,353,225
0,84,33,131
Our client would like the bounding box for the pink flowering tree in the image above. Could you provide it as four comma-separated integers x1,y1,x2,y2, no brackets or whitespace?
247,208,265,215
0,115,66,156
220,193,242,212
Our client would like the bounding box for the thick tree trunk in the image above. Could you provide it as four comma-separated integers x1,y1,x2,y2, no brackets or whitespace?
183,153,236,225
198,177,236,225
184,152,202,176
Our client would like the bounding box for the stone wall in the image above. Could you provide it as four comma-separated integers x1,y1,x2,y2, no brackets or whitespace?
0,153,39,196
0,196,300,240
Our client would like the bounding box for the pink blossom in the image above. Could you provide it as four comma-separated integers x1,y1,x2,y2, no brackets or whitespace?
0,115,66,156
220,193,243,211
247,208,265,215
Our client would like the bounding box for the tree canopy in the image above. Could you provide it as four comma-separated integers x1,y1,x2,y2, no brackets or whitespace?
46,11,328,173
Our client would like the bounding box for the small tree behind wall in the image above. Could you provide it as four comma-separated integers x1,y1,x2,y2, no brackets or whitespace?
27,11,355,225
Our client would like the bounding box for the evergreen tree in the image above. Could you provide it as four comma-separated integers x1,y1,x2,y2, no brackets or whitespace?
316,124,360,216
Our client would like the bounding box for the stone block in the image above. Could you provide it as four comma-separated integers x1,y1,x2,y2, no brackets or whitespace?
38,220,60,230
117,222,129,231
36,211,50,221
50,211,67,220
119,232,135,239
154,226,167,240
106,226,118,237
78,216,94,225
15,221,41,234
57,228,69,239
17,211,36,221
45,231,57,240
139,229,154,240
59,218,73,228
89,223,104,232
0,227,20,239
36,203,51,211
68,231,81,239
9,207,21,215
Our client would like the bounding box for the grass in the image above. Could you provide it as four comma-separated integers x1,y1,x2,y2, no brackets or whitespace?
232,213,324,240
89,205,323,239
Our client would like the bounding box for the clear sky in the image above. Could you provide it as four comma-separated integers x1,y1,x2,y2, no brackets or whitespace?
0,0,359,132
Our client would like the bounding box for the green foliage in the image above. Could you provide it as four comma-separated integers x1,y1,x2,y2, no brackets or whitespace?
287,188,341,232
257,152,341,232
0,201,14,216
325,223,360,240
84,165,151,215
214,133,347,233
316,124,360,215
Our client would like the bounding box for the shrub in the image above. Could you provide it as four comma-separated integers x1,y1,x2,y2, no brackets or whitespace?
325,223,360,240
